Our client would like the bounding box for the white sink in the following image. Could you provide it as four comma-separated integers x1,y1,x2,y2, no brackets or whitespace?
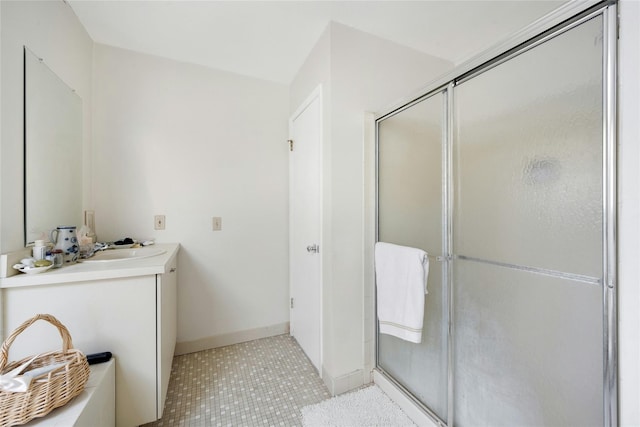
82,248,166,262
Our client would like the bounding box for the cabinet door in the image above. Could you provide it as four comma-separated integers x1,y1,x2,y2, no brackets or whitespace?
157,256,177,417
3,276,157,427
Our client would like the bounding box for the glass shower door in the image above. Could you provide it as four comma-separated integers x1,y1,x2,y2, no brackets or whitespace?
452,15,605,426
377,92,448,422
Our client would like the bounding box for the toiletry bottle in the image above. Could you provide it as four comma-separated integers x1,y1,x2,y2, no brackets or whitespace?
32,240,47,260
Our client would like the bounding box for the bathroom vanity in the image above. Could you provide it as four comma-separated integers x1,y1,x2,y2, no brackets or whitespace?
0,243,179,427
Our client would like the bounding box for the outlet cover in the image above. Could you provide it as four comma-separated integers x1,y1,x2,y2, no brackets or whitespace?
155,215,166,230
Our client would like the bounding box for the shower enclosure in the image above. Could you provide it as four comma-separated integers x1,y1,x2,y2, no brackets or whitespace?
375,3,617,426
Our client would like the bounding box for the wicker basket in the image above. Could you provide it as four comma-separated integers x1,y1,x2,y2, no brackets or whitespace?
0,314,90,427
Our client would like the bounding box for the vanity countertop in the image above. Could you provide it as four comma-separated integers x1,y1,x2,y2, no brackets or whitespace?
0,243,180,289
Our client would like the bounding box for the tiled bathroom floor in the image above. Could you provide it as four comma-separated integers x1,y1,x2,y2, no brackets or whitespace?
143,334,331,427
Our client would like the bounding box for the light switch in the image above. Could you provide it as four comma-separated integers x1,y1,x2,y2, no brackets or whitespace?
212,217,222,231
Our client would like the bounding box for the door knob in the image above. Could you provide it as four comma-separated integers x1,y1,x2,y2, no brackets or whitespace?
306,244,319,253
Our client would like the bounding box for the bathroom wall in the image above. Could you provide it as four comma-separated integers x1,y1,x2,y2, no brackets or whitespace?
0,0,290,351
290,22,452,393
330,24,451,386
92,44,290,350
0,0,93,253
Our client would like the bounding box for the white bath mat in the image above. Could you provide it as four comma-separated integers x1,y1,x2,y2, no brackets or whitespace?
301,385,416,427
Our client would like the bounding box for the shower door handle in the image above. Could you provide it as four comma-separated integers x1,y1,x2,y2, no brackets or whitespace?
306,244,319,253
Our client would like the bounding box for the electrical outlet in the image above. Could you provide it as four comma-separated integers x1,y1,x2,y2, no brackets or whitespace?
212,217,222,231
154,215,166,230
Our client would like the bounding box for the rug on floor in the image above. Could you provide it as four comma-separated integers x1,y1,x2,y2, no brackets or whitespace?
300,385,416,427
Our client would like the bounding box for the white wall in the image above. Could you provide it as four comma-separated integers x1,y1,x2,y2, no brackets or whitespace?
290,22,452,393
330,23,451,384
618,1,640,425
1,1,291,352
0,0,93,253
92,45,291,349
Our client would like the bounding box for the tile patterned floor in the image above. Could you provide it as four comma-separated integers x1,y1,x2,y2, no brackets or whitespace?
144,334,331,427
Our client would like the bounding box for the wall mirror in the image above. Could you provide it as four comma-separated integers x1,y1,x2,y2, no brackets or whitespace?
24,47,83,245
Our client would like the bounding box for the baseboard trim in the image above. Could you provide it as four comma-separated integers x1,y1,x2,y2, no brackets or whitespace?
373,369,439,427
175,322,290,355
322,368,369,396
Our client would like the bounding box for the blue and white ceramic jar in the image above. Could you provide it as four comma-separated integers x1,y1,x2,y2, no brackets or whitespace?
50,226,79,264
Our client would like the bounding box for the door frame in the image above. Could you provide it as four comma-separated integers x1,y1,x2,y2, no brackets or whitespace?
289,84,323,375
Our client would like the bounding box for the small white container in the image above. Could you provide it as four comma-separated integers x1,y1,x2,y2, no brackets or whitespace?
32,239,47,260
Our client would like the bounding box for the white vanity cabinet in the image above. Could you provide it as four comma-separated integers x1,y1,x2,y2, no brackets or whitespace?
0,244,179,427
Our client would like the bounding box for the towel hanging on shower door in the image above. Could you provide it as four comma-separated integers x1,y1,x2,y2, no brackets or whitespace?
374,242,429,344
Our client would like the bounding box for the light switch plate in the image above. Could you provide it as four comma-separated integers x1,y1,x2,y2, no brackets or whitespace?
84,210,95,231
212,217,222,231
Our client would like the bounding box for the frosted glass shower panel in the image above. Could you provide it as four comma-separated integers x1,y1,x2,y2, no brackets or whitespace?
378,94,443,254
454,17,603,277
377,93,447,421
378,263,447,421
453,260,603,426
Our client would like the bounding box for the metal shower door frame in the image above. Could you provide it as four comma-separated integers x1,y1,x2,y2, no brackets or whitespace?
374,2,618,426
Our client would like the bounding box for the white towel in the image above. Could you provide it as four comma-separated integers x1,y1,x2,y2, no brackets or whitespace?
375,242,429,344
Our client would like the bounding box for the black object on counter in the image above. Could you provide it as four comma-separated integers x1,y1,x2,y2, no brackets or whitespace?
86,351,113,365
113,237,134,246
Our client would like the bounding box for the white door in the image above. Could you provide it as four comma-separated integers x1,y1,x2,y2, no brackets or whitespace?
289,88,322,372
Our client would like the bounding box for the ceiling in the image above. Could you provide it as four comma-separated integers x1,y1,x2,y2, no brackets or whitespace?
68,0,567,85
